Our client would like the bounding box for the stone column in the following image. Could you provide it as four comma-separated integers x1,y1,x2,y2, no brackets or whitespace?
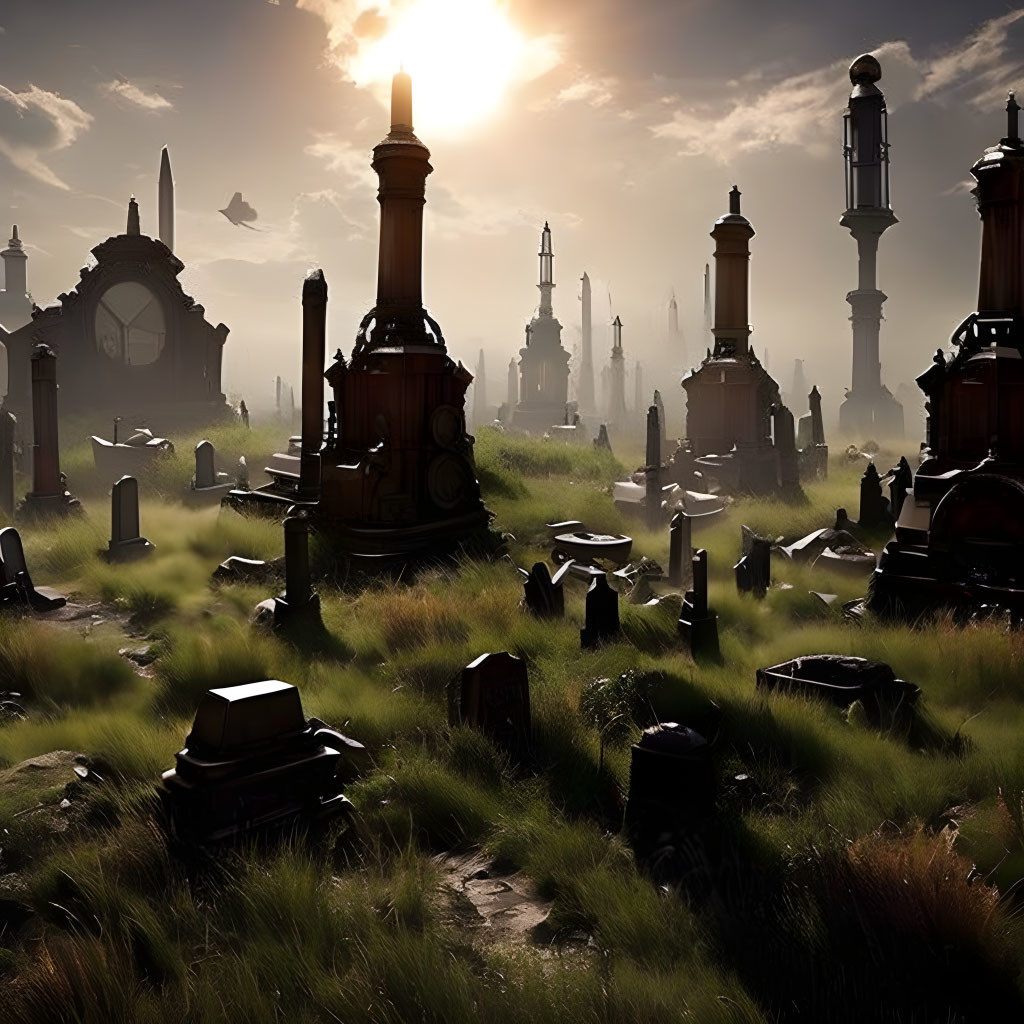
645,404,661,529
284,511,312,608
300,269,328,495
29,345,60,498
668,511,692,589
0,410,15,520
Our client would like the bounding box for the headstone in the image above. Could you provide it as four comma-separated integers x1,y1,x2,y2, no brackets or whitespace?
668,510,692,589
734,525,770,598
808,385,828,478
237,456,249,490
859,462,890,528
520,560,572,617
0,410,15,521
580,574,620,649
106,476,153,562
773,404,800,492
888,456,913,519
678,548,719,662
0,526,66,610
653,389,667,447
195,440,216,489
457,652,530,749
594,424,612,452
240,400,250,429
300,269,328,496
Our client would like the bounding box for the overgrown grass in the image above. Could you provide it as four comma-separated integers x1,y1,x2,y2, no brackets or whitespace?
2,430,1024,1021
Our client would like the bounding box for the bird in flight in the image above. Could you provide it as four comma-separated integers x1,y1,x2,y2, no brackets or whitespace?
219,192,258,229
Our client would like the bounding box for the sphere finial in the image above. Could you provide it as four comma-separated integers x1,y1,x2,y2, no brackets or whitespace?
849,54,882,85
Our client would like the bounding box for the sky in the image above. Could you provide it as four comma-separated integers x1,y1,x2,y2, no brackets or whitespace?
0,0,1021,431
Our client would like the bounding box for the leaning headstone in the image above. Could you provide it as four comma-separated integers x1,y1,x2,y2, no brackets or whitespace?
457,652,530,749
734,525,770,598
580,574,620,649
253,508,323,632
859,462,890,529
668,511,693,589
0,410,15,521
0,526,66,611
594,424,612,452
106,476,153,562
678,548,719,662
520,560,572,618
773,404,800,492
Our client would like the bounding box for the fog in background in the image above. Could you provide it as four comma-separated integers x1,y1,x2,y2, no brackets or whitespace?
1,0,1021,438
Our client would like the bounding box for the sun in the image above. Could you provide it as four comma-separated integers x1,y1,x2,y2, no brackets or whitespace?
348,0,554,136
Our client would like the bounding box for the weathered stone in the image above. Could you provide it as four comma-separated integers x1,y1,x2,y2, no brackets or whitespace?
520,560,572,618
734,525,770,597
0,526,66,611
106,475,153,562
678,548,719,662
580,574,620,649
456,652,530,748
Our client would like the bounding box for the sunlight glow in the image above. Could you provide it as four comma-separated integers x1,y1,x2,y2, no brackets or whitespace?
348,0,558,136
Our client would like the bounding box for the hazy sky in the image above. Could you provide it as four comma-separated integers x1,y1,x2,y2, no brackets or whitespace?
0,0,1021,429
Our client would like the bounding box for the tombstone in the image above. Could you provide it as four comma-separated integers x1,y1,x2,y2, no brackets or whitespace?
106,476,153,562
0,526,66,611
624,722,716,855
580,573,620,649
239,400,250,429
733,525,770,598
519,560,572,617
888,456,913,519
773,404,800,492
859,462,890,529
457,652,530,749
21,345,79,519
645,404,662,529
237,456,249,490
189,440,233,504
668,510,693,589
808,386,828,478
253,508,323,631
678,548,719,662
0,410,15,521
594,424,612,452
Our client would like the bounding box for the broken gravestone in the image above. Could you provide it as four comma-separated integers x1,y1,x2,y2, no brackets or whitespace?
456,652,530,750
734,525,770,598
678,548,719,662
519,560,573,617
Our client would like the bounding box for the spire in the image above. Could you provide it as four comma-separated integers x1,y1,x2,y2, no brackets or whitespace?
158,146,174,251
9,225,21,248
729,186,741,215
1004,90,1021,147
612,315,623,352
538,221,554,315
127,195,141,236
579,270,595,413
391,69,413,133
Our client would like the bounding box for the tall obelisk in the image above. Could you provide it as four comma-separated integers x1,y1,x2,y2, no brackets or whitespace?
159,146,174,252
579,272,595,414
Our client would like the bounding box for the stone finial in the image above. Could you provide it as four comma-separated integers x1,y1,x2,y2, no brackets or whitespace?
127,196,141,236
729,185,741,215
1005,90,1020,145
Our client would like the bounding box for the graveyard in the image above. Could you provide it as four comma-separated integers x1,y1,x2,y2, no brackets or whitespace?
1,424,1023,1022
3,2,1024,1020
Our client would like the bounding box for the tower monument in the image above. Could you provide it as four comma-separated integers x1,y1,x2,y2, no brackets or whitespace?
838,54,904,438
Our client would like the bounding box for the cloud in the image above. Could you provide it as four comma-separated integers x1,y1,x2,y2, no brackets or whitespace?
548,74,617,110
650,10,1024,164
102,79,173,112
0,83,93,189
304,132,377,189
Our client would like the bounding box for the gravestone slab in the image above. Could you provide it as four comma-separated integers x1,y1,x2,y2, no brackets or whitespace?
0,526,66,611
106,476,153,562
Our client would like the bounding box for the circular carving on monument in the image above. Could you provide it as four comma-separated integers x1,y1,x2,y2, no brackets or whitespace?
427,454,471,510
431,405,463,448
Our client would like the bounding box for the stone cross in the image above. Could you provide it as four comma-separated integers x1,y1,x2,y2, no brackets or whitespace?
580,573,620,649
194,440,216,489
0,410,15,521
458,651,530,748
668,510,692,589
300,269,328,496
